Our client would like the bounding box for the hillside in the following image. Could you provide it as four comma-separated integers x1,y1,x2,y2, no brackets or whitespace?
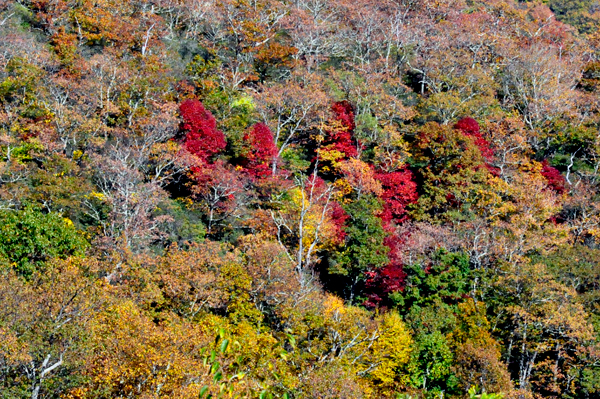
1,0,600,398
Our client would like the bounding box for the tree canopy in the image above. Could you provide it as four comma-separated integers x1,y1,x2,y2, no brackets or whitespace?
1,0,600,398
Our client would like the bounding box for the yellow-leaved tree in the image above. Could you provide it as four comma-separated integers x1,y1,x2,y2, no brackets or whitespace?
363,311,413,398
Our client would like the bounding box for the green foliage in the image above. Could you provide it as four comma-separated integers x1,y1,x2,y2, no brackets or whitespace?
280,147,311,173
409,123,491,223
0,57,44,104
5,139,44,163
28,155,92,221
404,303,458,396
409,329,457,395
532,244,600,313
548,0,600,34
392,250,472,311
155,199,206,247
391,251,477,396
328,195,389,300
578,367,600,398
198,331,251,399
199,334,292,399
0,207,88,277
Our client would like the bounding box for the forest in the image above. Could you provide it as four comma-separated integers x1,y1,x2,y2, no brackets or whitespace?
1,0,600,398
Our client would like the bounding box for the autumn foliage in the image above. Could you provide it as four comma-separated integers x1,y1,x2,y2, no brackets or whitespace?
2,0,600,398
454,117,494,161
376,169,419,225
179,99,226,163
541,159,566,194
324,101,359,158
242,122,277,178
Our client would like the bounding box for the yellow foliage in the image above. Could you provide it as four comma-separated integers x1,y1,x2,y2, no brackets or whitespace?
323,294,347,317
0,326,31,366
88,300,214,398
334,178,354,201
317,148,345,166
72,150,83,160
287,186,341,251
86,191,106,202
365,312,413,396
218,261,263,323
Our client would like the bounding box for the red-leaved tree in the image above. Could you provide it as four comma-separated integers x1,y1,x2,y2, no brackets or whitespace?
364,233,407,309
454,117,494,161
376,169,419,226
329,201,349,245
179,99,226,163
242,122,278,178
362,169,417,308
541,159,566,194
325,101,359,158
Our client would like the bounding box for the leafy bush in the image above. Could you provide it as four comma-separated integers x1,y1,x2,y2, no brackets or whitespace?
0,207,88,277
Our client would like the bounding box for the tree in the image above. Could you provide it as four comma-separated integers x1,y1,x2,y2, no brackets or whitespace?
455,117,494,161
179,99,226,164
0,206,88,277
253,69,329,174
150,241,234,318
322,101,359,159
271,171,338,292
500,42,582,136
376,169,418,225
86,149,172,252
191,161,248,237
203,0,295,88
283,0,349,70
366,311,413,395
394,249,472,312
410,122,493,222
493,261,595,397
337,158,383,199
326,67,415,155
547,0,600,34
328,195,389,302
241,122,278,178
0,259,99,399
540,159,566,194
450,300,513,396
86,300,212,398
405,302,459,396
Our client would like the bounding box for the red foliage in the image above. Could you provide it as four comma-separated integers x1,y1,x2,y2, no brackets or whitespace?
378,263,406,293
454,117,494,161
179,99,226,163
541,159,566,194
242,123,278,178
382,233,406,293
485,164,501,177
364,233,407,308
454,117,479,136
364,168,417,308
445,192,460,208
364,205,413,308
305,174,327,194
375,169,419,226
332,100,356,132
325,101,359,158
329,201,349,244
